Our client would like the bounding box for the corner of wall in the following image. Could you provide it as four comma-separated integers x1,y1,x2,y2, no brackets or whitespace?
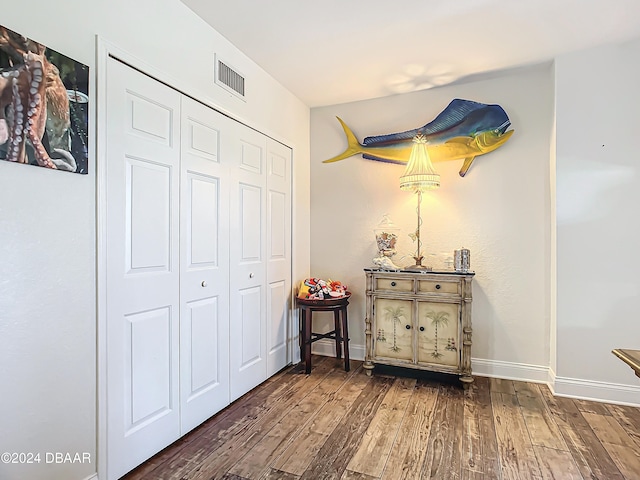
549,60,558,375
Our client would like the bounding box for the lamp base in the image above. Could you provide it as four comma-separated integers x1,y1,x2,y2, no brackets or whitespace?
403,255,432,272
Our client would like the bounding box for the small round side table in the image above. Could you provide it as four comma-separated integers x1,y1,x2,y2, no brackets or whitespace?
296,294,351,374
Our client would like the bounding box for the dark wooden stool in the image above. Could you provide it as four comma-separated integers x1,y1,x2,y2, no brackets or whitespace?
297,294,351,374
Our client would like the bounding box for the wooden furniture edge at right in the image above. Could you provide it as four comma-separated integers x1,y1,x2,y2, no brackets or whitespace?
612,348,640,379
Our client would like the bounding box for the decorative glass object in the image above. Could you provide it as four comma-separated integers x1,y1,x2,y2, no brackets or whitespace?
454,248,471,273
444,256,455,270
373,215,400,270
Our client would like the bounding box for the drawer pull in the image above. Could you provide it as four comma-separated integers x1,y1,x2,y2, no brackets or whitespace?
435,284,441,290
405,324,411,330
419,326,425,332
391,281,397,287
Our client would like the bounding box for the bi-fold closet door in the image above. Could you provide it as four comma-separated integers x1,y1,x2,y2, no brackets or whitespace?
226,119,292,401
104,57,291,480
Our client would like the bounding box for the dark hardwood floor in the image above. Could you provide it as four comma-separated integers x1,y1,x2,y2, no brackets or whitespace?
122,356,640,479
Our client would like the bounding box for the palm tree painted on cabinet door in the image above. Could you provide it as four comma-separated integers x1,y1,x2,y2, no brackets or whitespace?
384,305,405,352
425,310,450,359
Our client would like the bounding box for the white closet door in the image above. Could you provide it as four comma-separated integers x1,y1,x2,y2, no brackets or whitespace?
227,121,268,401
266,140,292,376
105,58,181,480
179,97,231,434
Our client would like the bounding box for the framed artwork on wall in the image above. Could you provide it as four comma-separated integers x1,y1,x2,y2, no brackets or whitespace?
0,24,89,174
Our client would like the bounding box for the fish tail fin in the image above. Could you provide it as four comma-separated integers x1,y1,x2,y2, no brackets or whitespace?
459,156,476,177
322,117,363,163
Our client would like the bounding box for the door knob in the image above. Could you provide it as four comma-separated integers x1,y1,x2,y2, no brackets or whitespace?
201,281,207,287
419,326,425,332
249,272,255,278
405,325,411,330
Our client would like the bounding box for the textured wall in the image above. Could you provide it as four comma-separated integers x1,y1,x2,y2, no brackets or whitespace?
310,65,554,369
555,38,640,388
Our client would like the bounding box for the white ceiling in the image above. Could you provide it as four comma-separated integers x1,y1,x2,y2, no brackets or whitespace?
182,0,640,107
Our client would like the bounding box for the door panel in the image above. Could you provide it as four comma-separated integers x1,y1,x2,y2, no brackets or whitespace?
240,183,263,260
179,97,230,434
125,307,173,431
126,158,172,272
189,121,219,157
373,298,414,362
266,141,292,375
185,297,220,392
127,91,174,145
240,141,263,173
267,280,287,365
417,301,460,366
186,174,219,265
268,191,286,258
228,122,267,401
105,58,181,480
239,286,263,367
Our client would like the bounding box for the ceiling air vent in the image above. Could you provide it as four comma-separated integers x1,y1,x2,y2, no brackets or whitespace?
215,56,246,100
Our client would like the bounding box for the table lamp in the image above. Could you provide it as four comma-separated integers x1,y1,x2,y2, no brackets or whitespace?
399,134,440,271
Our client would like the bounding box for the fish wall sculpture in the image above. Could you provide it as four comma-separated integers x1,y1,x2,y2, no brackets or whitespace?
323,98,514,177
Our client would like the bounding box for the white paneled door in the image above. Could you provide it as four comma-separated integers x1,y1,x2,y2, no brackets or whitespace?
179,97,231,435
227,121,268,401
105,59,181,479
103,56,291,480
266,140,292,377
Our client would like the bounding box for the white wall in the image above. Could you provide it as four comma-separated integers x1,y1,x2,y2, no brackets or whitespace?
0,2,310,480
310,65,554,377
555,37,640,403
309,37,640,405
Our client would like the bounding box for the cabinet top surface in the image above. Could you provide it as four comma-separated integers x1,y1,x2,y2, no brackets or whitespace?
364,268,475,277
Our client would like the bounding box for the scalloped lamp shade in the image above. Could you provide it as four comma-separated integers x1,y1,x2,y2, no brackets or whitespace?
399,134,440,192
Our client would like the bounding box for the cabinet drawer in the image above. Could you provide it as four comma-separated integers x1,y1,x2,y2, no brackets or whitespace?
418,280,459,295
375,278,413,292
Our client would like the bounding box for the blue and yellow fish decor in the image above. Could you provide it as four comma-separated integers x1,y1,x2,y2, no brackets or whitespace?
323,98,514,177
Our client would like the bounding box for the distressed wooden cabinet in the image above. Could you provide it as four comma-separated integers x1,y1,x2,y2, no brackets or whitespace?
364,269,475,387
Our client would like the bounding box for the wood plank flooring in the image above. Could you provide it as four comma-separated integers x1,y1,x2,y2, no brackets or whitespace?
122,356,640,480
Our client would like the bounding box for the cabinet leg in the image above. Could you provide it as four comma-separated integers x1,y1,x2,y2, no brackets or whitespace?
460,376,474,389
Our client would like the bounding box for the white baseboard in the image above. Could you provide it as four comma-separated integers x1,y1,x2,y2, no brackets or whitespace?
553,376,640,407
472,359,640,406
311,339,365,361
471,357,551,384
